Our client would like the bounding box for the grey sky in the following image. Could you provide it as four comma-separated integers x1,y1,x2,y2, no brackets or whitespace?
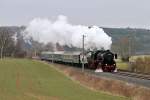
0,0,150,28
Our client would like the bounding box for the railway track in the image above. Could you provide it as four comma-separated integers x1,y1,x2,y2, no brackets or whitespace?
64,65,150,80
114,71,150,80
41,60,150,87
41,59,150,80
43,59,150,80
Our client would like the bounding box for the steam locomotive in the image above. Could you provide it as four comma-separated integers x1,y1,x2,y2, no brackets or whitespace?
40,50,117,72
87,50,117,72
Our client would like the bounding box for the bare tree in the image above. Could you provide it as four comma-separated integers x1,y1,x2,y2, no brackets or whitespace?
111,36,130,61
0,28,12,59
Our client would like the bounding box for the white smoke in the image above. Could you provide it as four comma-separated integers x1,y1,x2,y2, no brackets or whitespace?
24,15,112,50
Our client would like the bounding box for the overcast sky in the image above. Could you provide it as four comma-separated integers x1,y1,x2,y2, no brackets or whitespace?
0,0,150,28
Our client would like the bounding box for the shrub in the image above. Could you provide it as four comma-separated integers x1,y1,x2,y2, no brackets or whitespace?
121,55,129,62
131,57,150,73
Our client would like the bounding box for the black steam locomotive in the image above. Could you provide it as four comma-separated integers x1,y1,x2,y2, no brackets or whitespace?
40,50,117,72
87,50,117,72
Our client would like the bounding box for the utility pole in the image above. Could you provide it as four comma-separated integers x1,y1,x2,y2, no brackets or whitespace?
52,53,54,63
128,35,133,57
128,36,131,57
82,35,85,72
128,35,133,71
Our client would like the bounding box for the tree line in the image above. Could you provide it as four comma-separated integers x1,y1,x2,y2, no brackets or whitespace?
0,26,79,59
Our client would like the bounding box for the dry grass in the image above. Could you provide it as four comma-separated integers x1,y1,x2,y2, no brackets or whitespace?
131,57,150,73
53,64,150,100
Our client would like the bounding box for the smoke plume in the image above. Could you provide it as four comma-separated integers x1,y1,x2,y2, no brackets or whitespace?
24,15,112,50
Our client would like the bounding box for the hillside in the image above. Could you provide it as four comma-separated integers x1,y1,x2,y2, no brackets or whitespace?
103,28,150,54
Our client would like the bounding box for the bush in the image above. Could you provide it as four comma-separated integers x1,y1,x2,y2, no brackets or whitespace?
131,57,150,73
121,56,129,62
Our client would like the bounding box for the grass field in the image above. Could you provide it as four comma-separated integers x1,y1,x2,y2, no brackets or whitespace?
0,59,128,100
116,59,129,70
